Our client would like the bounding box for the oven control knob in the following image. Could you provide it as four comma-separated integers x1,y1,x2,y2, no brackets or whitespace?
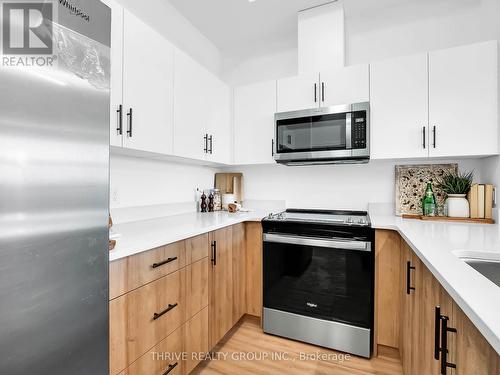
346,217,354,224
358,218,367,225
267,213,274,219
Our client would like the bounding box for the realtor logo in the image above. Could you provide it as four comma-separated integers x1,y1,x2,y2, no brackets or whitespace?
2,2,53,55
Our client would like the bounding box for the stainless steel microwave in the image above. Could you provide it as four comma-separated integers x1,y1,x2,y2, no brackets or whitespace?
273,102,370,165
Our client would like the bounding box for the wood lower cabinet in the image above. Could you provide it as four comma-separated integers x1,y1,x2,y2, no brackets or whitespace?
232,223,246,325
119,325,184,375
184,307,209,374
375,229,499,375
111,223,264,375
110,268,186,374
245,222,263,318
455,304,499,374
208,226,234,349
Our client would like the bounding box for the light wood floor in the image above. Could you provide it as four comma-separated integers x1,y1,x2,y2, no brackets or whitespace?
192,316,403,375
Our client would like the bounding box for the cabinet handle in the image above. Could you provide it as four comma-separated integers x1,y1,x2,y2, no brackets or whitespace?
422,126,426,149
434,306,441,360
432,126,437,148
208,135,213,154
272,139,274,156
321,82,325,102
151,256,177,269
203,134,208,153
314,83,317,103
440,315,457,374
162,362,178,375
153,303,178,320
126,108,133,137
116,104,123,135
406,261,415,294
211,240,217,266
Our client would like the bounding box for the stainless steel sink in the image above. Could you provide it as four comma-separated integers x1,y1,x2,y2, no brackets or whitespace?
463,259,500,287
453,250,500,287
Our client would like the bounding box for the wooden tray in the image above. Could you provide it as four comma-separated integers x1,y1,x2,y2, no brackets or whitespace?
402,214,495,224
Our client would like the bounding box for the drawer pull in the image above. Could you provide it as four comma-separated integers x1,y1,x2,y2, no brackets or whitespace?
153,303,178,320
163,362,178,375
152,257,178,269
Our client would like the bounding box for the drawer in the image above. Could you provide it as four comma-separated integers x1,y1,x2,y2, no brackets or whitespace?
110,241,186,300
120,325,185,375
185,257,209,321
110,269,186,375
184,306,209,374
185,233,209,264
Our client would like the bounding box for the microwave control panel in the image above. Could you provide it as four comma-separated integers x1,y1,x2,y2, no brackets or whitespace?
352,112,367,149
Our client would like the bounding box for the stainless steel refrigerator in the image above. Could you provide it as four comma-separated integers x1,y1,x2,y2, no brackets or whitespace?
0,1,111,374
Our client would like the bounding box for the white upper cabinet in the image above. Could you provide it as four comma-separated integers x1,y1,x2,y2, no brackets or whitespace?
205,75,231,164
276,73,319,113
173,48,207,160
234,80,276,165
101,0,123,148
370,54,429,159
121,10,174,154
320,64,369,107
173,48,232,163
428,41,498,158
276,65,370,113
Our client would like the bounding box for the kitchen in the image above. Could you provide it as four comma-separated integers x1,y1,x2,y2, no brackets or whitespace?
1,0,500,374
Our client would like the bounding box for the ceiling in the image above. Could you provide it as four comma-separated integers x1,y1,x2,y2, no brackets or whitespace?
167,0,415,58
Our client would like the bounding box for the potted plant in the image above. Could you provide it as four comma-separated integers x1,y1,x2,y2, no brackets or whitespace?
437,170,474,218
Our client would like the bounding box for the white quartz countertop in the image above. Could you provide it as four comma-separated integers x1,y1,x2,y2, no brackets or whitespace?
109,210,269,262
371,212,500,355
109,207,500,354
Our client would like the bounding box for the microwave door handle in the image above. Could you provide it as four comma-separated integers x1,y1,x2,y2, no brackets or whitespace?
263,233,371,252
345,112,352,149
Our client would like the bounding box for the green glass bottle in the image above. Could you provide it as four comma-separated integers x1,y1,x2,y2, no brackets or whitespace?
422,182,437,216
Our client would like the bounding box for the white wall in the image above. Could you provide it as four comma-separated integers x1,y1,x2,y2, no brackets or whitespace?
224,0,498,83
222,48,297,86
346,0,497,65
110,155,216,209
115,0,222,75
223,159,484,211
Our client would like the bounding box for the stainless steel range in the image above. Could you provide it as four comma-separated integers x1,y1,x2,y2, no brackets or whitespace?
262,209,374,358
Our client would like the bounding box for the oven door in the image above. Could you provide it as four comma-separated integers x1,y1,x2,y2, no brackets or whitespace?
263,233,373,329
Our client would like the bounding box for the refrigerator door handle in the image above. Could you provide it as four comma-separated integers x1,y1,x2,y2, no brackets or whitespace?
116,104,123,135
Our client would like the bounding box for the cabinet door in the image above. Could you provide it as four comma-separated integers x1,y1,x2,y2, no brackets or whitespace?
370,53,429,159
276,73,319,112
400,242,414,375
173,48,208,161
209,226,233,349
429,41,498,157
454,303,499,375
205,74,231,164
417,264,442,375
232,223,246,325
320,64,369,107
234,81,276,165
102,0,124,147
122,10,174,154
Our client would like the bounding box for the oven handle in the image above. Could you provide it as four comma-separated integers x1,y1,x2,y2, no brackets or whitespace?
263,233,371,252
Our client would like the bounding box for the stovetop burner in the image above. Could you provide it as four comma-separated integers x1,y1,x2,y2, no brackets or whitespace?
264,209,370,227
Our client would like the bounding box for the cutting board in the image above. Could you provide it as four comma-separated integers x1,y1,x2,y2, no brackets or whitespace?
215,173,243,203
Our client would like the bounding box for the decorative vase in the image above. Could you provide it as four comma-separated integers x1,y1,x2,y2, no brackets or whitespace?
446,194,470,218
